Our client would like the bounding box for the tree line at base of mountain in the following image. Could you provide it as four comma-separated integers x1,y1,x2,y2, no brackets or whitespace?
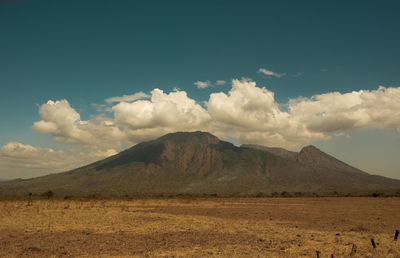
2,189,400,201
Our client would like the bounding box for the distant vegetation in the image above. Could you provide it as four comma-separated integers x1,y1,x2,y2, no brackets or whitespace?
42,190,54,199
0,190,397,201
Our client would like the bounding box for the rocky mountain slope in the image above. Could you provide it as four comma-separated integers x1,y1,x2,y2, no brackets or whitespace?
242,144,366,175
1,132,399,197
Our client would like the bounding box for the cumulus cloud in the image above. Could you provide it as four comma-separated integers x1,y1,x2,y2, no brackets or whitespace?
32,80,400,151
194,80,211,89
32,100,124,150
208,79,400,147
207,78,327,147
208,79,281,129
0,142,114,179
288,86,400,133
216,80,226,85
113,88,211,143
105,92,149,104
258,68,286,78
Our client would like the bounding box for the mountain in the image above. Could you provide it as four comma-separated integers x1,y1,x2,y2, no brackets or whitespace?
1,131,399,197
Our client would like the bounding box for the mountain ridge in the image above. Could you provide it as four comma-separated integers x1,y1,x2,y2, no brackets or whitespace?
242,143,366,175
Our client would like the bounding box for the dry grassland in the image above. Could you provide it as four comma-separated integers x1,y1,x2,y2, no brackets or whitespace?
0,197,399,257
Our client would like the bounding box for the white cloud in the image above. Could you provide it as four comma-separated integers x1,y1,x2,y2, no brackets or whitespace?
32,100,124,150
32,81,400,152
105,92,149,104
288,86,400,133
208,79,400,147
207,78,326,148
0,142,115,179
112,88,211,143
194,80,211,89
194,80,227,88
258,68,286,78
89,148,118,157
208,79,280,129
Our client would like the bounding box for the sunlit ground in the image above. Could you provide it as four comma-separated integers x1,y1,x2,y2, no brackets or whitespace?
0,197,399,257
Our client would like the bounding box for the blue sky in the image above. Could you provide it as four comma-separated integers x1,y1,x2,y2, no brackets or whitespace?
0,0,399,179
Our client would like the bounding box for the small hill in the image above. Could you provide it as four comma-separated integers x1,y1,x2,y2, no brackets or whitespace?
0,132,399,197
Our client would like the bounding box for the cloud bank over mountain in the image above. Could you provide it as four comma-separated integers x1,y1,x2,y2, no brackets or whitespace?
32,79,400,151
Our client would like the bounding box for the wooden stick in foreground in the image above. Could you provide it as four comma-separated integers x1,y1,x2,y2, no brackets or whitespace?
349,244,357,256
371,238,376,248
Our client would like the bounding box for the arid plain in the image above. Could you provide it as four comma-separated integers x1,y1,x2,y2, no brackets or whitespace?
1,197,399,257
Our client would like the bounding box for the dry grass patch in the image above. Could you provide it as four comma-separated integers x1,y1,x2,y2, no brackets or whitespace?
0,197,399,257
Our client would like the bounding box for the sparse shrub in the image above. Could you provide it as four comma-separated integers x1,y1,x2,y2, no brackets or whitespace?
280,191,290,197
27,192,33,206
42,190,54,200
372,192,381,198
294,192,303,197
271,192,279,197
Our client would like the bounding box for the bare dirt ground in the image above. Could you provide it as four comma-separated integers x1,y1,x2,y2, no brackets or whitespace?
0,197,399,257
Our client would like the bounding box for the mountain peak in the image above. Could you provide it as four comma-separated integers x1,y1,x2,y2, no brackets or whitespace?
297,145,329,166
300,145,320,153
160,131,217,139
297,145,365,175
157,131,220,145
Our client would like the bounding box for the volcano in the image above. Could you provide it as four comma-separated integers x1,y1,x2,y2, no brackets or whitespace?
1,131,399,197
